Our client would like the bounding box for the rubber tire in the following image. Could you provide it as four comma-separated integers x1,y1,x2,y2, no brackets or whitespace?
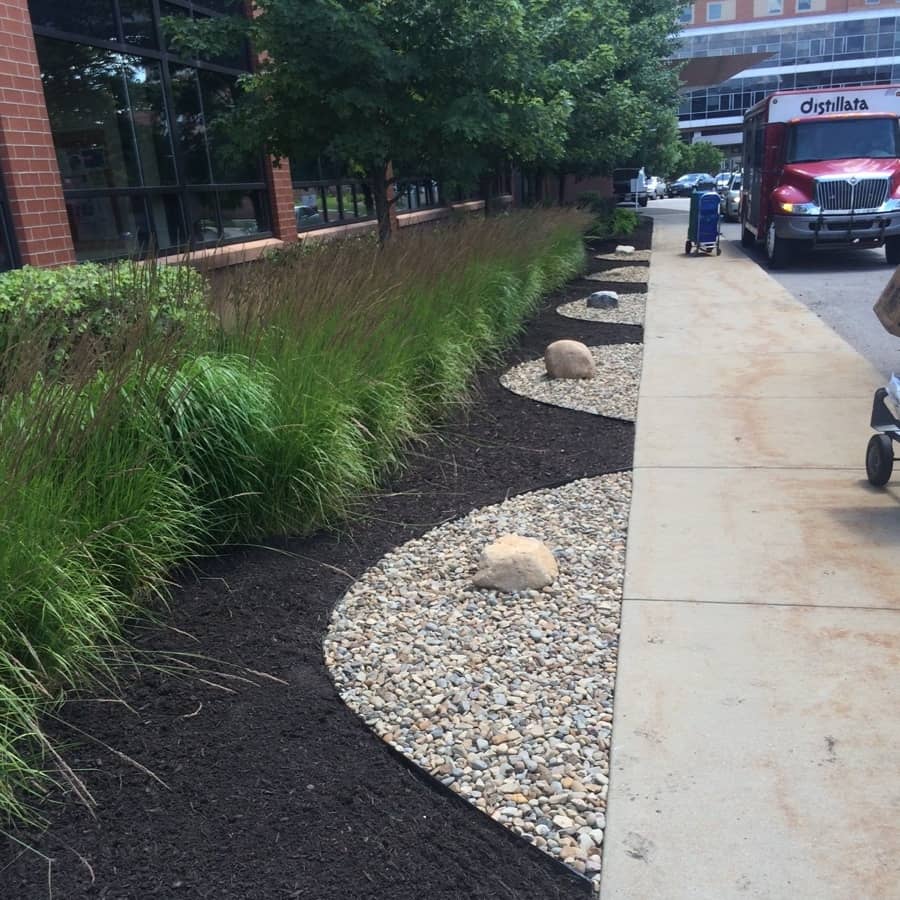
886,236,900,266
741,224,755,248
866,433,894,486
639,196,648,208
685,240,692,255
765,220,792,269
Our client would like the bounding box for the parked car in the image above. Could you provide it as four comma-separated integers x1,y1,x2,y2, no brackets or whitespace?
645,176,667,200
721,171,742,221
669,173,715,197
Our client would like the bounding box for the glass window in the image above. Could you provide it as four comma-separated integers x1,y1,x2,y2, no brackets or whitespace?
707,3,722,21
293,186,325,231
33,0,270,258
786,117,898,163
797,0,811,10
38,39,168,189
679,5,693,23
0,173,16,272
186,191,220,244
66,193,150,260
768,0,782,11
198,70,260,183
170,65,212,184
118,0,157,48
219,190,267,240
28,0,117,42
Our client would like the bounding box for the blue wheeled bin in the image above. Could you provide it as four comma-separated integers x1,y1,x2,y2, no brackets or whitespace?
685,190,721,256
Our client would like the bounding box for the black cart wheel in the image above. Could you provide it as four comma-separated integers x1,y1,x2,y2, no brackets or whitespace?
685,240,692,255
866,433,894,486
715,245,722,256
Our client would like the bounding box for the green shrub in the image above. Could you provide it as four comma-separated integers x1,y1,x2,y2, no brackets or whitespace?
576,191,616,218
0,262,209,364
588,206,639,239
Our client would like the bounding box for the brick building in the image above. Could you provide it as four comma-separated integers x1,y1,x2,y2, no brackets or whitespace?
675,3,900,164
0,0,519,271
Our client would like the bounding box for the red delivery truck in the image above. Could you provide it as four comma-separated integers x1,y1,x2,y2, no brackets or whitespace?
740,84,900,268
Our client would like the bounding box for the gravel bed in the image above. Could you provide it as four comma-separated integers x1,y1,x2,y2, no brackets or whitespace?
586,266,648,284
556,296,645,326
593,250,651,263
500,344,642,421
326,472,631,893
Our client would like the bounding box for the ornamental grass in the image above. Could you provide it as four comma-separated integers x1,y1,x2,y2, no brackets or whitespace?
0,208,588,823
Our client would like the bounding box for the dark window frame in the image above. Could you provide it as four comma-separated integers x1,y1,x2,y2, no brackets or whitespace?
31,0,272,260
0,168,19,272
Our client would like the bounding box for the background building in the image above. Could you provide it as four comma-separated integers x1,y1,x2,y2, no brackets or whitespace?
675,3,900,166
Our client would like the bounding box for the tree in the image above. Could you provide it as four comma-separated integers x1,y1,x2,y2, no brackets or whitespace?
169,0,687,236
169,0,572,241
525,0,685,184
677,140,724,175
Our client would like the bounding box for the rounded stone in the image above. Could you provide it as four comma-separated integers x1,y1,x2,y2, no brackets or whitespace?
544,340,596,380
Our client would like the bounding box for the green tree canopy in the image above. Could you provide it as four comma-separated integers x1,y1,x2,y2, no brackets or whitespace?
676,141,725,176
168,0,686,237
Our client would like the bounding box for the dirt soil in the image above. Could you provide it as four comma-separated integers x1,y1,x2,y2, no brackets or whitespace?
2,222,650,900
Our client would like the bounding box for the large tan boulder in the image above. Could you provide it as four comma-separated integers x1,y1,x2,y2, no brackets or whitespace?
544,340,596,379
472,535,558,592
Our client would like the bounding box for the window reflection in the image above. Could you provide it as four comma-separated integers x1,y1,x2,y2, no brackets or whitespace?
292,182,378,231
31,0,270,259
39,40,177,189
66,194,150,260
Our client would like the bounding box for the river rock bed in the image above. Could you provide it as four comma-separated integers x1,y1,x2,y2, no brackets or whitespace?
557,295,645,326
500,344,642,421
594,250,651,263
325,472,632,893
586,266,648,284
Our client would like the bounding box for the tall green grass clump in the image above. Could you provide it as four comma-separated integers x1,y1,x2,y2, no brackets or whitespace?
0,208,588,823
210,209,588,536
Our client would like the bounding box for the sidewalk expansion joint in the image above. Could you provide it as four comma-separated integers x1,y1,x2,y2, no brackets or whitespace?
621,596,900,613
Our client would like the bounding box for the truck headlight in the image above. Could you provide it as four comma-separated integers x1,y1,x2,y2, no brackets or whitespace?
779,202,819,214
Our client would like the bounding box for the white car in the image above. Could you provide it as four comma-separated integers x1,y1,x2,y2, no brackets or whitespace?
645,176,666,200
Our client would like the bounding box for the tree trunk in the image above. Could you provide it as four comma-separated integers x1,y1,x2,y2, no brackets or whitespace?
479,173,493,218
372,160,398,243
558,172,567,207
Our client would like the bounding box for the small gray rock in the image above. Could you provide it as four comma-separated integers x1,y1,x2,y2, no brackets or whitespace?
587,291,619,310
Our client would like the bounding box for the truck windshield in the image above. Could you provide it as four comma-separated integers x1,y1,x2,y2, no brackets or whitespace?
786,117,899,163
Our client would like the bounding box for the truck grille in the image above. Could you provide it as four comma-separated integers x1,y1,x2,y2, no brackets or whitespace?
815,177,889,212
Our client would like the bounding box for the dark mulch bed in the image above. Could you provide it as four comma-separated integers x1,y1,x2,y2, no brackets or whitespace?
2,225,648,900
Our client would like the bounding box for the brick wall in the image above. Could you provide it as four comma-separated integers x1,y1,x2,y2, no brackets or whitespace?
0,0,74,266
266,157,298,244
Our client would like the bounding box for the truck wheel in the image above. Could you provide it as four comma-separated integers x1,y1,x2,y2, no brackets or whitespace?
886,236,900,266
866,434,894,487
765,221,792,269
741,224,755,248
639,196,648,208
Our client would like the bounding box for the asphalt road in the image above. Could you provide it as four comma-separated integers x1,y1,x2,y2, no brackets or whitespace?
644,198,899,379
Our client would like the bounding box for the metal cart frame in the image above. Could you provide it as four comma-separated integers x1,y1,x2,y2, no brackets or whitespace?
866,387,899,485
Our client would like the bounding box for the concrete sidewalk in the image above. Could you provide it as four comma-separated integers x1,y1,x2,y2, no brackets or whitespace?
601,215,900,899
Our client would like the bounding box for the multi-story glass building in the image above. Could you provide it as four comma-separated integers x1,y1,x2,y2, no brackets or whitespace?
675,3,900,163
